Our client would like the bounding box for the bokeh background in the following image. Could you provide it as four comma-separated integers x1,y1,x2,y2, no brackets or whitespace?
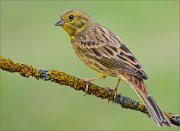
0,1,179,130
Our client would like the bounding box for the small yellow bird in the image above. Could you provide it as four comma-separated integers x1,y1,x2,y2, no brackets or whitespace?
55,9,171,127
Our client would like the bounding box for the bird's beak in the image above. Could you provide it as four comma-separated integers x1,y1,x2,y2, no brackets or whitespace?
55,18,64,26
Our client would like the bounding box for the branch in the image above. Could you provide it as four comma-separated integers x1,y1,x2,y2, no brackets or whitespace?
0,56,179,127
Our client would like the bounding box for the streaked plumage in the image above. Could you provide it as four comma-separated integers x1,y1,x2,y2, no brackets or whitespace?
55,9,171,127
73,24,148,80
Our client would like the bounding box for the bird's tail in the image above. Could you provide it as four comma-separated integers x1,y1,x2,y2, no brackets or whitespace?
120,73,171,127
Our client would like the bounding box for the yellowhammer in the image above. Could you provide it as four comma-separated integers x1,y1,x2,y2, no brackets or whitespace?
55,9,171,127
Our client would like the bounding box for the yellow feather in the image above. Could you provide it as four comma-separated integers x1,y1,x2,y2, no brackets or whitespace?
70,36,75,40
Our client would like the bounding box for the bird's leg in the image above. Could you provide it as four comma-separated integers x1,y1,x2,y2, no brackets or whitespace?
82,73,106,95
114,78,121,92
113,78,121,100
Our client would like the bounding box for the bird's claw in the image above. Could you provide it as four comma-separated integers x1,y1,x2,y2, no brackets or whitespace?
104,87,117,102
81,78,91,96
80,77,98,96
104,87,112,103
84,82,89,96
112,90,117,102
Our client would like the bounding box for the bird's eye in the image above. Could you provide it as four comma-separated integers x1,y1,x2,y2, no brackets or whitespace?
69,15,74,20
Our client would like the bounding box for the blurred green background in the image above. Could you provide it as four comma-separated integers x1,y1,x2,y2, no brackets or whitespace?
0,1,179,130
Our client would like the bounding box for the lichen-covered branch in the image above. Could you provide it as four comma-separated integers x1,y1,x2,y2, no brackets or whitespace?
0,56,179,127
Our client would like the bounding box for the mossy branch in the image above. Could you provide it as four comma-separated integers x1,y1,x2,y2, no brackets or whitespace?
0,56,179,127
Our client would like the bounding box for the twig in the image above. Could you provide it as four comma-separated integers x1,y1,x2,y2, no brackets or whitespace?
0,56,179,127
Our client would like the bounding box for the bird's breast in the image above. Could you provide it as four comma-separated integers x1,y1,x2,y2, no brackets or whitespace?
71,41,119,77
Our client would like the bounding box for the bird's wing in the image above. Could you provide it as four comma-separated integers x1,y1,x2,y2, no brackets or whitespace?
75,25,148,80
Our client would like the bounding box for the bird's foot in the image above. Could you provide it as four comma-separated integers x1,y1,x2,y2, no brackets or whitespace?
112,88,118,101
104,87,117,102
80,78,98,95
104,87,112,103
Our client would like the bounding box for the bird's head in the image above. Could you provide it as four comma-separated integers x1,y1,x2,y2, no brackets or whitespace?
55,9,92,37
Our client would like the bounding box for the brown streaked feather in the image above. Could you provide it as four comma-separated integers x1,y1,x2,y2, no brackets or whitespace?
74,24,148,80
122,72,171,127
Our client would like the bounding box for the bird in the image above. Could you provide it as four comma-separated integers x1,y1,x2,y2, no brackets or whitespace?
55,8,171,127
